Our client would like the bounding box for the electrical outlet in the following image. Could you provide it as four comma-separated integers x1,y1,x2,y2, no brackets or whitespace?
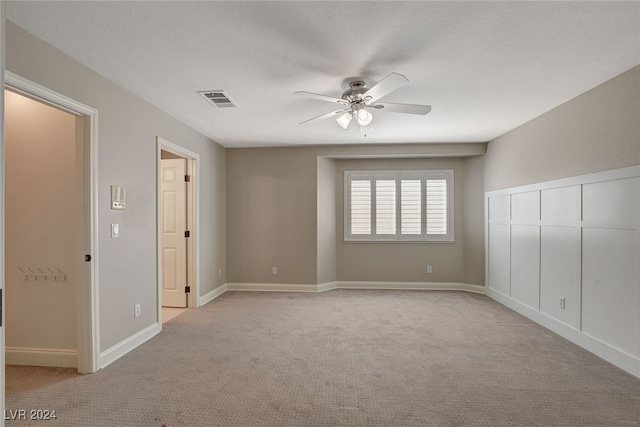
134,303,141,318
272,267,278,275
427,265,432,274
559,297,565,310
218,268,222,277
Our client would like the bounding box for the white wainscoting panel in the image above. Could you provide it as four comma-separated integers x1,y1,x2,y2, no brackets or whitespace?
540,226,581,329
510,225,540,310
488,194,510,222
583,178,638,227
511,191,539,224
488,224,511,297
485,166,640,379
582,228,637,355
541,185,580,226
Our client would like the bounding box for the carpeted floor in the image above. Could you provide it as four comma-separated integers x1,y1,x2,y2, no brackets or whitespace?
6,290,640,426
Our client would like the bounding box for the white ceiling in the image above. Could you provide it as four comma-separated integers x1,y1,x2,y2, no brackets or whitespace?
6,1,640,148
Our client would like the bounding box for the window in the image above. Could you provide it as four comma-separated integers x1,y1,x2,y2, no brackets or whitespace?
345,170,454,242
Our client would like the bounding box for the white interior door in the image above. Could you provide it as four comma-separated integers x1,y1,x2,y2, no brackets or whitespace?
161,159,188,308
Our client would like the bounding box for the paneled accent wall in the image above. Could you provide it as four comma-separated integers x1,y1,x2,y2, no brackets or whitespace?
485,166,640,378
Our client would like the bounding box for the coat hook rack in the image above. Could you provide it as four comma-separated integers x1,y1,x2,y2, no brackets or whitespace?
18,266,67,282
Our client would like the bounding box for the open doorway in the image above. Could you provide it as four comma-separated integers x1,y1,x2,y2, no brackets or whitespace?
4,89,78,368
157,137,199,324
4,73,99,375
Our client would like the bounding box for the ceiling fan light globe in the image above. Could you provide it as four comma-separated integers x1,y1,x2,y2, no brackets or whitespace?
336,112,352,129
356,108,373,126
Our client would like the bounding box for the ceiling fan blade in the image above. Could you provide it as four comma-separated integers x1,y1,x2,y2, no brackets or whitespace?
372,102,431,115
300,108,350,124
362,72,409,103
294,91,349,105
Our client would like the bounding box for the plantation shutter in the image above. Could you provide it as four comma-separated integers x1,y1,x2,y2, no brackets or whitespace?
350,179,371,235
375,179,396,235
400,179,422,235
426,179,447,235
345,170,453,242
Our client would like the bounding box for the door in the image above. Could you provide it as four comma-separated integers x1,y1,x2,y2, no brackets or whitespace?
161,158,188,307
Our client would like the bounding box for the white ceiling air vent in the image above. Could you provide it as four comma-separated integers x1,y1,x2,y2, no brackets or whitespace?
199,90,238,108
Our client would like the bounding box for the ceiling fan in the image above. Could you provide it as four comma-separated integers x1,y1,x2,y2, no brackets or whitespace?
294,72,431,134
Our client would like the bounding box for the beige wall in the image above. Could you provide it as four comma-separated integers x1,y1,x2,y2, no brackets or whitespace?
317,157,336,284
5,90,78,353
227,144,486,286
5,21,226,351
485,65,640,190
462,155,485,285
334,157,484,285
226,147,318,284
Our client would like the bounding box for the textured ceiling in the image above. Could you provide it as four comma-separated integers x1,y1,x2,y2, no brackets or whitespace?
6,1,640,148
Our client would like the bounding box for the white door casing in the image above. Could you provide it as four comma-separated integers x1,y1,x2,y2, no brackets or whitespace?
161,158,188,308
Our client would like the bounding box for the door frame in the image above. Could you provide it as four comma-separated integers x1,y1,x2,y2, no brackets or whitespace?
4,71,100,374
156,137,199,323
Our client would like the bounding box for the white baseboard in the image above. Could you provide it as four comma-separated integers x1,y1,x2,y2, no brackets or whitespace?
317,281,338,292
198,284,228,306
99,322,161,369
226,283,322,292
6,347,77,368
334,281,485,293
227,281,485,294
485,287,640,379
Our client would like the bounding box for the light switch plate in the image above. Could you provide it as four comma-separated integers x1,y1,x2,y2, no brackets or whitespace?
111,223,120,238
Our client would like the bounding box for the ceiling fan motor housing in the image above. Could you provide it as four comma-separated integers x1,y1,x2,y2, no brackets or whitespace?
342,81,370,103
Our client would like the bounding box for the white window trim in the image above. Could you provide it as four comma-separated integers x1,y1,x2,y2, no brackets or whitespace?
344,169,454,243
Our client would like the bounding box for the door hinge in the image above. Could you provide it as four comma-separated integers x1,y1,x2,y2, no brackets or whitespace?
185,230,190,238
185,286,191,294
185,174,191,182
85,254,92,262
0,289,3,327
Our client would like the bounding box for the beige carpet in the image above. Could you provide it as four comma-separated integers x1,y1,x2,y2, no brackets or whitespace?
6,290,640,426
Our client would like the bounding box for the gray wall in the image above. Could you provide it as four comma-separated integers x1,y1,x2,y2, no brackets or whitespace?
5,21,226,351
485,65,640,190
227,144,486,286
